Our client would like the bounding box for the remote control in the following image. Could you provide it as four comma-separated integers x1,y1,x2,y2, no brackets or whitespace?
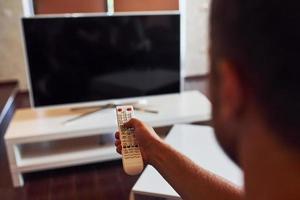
116,105,144,175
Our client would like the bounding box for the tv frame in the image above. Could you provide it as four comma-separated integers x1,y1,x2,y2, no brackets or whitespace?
21,11,184,109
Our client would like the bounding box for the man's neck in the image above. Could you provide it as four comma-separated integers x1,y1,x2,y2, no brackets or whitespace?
239,120,300,200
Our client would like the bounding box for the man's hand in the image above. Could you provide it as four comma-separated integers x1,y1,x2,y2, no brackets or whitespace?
115,118,243,200
115,118,162,164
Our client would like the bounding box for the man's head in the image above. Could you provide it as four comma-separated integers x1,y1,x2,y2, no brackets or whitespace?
209,0,300,163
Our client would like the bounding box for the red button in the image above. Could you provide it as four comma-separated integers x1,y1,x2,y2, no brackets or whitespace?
127,108,132,111
117,108,122,112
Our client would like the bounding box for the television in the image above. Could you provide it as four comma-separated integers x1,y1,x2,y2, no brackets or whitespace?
22,12,181,107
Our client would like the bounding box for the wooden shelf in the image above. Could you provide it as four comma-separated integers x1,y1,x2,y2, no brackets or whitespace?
5,91,211,187
34,0,179,14
34,0,107,14
114,0,179,12
16,134,119,173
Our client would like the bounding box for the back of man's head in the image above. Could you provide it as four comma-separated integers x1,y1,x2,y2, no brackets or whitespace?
210,0,300,148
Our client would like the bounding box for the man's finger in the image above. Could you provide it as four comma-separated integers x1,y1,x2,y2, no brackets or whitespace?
115,132,120,139
124,118,140,128
116,146,122,154
115,140,121,146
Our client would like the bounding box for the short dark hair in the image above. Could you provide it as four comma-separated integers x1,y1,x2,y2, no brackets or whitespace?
210,0,300,147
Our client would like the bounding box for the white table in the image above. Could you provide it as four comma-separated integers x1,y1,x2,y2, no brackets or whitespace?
131,125,243,200
4,91,211,187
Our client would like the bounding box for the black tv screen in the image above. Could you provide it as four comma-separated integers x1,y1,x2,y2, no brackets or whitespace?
22,13,181,107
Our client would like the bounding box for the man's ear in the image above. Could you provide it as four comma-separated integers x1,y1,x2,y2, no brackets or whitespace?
218,60,244,120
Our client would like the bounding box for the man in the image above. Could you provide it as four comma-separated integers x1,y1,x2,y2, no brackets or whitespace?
115,0,300,199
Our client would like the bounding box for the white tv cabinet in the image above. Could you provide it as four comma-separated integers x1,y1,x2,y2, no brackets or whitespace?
4,91,211,187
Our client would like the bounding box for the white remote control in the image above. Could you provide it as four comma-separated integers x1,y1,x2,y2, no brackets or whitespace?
116,105,144,175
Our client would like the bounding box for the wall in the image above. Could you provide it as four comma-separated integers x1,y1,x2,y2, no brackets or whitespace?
182,0,210,76
0,0,27,89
